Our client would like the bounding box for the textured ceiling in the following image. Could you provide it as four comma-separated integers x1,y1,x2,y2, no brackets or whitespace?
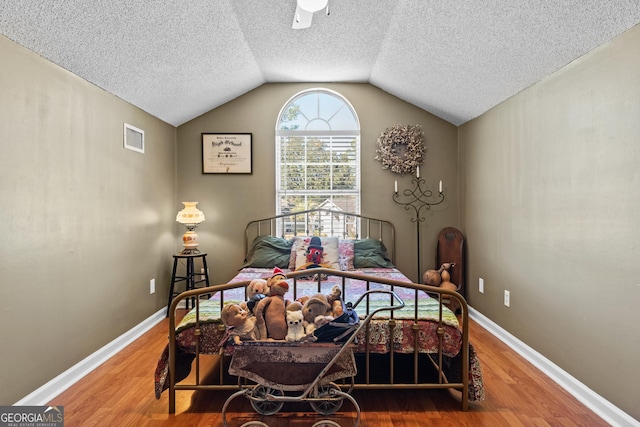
1,0,639,126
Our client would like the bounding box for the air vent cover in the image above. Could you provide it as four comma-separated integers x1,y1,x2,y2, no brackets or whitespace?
124,123,144,153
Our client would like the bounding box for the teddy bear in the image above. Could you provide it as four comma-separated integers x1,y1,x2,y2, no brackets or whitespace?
286,300,303,312
285,309,306,342
254,268,290,340
305,314,334,335
220,302,260,345
301,293,330,332
246,278,269,313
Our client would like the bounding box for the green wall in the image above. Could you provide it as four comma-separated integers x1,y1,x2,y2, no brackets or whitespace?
176,83,459,285
0,35,177,404
460,24,640,419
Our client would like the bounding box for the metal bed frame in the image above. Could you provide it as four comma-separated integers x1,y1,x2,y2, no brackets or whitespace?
166,209,470,417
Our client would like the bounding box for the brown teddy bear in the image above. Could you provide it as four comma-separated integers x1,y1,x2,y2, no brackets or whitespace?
220,302,260,345
246,278,269,313
254,268,290,340
286,300,303,312
301,293,330,332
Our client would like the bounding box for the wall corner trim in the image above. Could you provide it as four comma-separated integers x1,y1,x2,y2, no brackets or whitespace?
469,307,639,427
14,308,166,406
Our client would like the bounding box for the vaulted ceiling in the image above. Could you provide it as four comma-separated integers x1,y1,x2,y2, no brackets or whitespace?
2,1,639,126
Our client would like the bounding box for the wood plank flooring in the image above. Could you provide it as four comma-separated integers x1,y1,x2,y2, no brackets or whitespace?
48,312,609,426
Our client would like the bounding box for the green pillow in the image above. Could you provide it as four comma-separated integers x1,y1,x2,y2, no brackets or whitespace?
242,235,293,269
353,239,394,268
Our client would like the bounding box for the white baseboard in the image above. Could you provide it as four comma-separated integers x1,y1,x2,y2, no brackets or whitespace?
14,307,166,406
469,306,639,427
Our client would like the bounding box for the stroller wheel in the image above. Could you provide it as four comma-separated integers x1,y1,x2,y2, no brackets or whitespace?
309,384,343,415
249,385,284,415
312,421,341,427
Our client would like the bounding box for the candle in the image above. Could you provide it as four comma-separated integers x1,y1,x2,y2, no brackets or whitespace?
416,166,420,178
439,180,443,193
394,180,398,193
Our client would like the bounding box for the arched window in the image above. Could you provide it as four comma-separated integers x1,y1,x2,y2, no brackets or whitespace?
276,89,360,218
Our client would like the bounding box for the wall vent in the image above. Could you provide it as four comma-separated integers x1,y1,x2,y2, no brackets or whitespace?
124,123,144,153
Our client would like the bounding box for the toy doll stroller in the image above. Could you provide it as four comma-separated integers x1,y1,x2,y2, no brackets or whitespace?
221,290,405,427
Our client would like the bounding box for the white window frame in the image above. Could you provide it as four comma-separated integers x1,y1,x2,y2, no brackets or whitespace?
275,89,361,220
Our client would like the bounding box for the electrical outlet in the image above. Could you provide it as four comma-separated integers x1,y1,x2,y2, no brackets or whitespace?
200,268,206,281
150,278,156,295
504,290,510,307
479,277,484,293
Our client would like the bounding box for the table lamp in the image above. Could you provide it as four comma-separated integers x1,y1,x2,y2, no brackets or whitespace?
176,201,205,253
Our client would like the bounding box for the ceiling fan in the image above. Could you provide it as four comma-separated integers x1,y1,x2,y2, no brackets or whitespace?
292,0,329,29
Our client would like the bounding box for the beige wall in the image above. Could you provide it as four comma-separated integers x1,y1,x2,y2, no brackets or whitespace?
176,83,459,285
460,25,640,419
0,36,177,404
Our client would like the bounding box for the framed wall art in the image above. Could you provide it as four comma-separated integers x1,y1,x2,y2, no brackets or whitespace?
202,133,253,174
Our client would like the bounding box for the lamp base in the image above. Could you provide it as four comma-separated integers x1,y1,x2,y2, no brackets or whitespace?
182,230,200,254
180,248,201,255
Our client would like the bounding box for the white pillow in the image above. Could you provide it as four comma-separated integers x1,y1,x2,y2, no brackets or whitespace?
293,236,340,270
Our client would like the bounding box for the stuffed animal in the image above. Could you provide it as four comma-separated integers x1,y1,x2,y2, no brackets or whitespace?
285,309,306,341
267,267,288,289
220,303,260,345
254,268,290,340
301,293,330,330
295,237,333,273
295,295,310,307
325,285,343,317
286,300,303,312
246,278,268,313
306,314,334,334
306,236,324,265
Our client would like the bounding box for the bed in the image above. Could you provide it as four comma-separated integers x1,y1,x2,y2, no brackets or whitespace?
154,209,485,415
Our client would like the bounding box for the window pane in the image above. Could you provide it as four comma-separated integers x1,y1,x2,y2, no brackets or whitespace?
331,137,356,162
281,195,305,213
281,165,304,190
281,137,305,163
279,104,303,130
307,195,328,209
306,138,329,163
307,165,331,190
331,195,359,214
332,165,356,189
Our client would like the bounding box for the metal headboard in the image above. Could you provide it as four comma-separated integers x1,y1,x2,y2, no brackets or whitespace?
244,209,396,264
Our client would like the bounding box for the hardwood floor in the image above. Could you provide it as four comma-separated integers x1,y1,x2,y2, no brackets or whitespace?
48,313,609,426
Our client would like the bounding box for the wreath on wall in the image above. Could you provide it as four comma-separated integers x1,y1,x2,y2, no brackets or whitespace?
375,124,425,175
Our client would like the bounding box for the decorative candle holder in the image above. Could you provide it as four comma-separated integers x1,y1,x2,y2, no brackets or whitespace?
392,177,445,282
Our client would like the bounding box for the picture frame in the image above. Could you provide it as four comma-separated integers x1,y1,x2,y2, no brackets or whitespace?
202,133,253,174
